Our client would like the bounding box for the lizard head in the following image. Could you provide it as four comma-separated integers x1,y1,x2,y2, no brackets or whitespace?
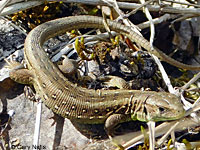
131,92,185,122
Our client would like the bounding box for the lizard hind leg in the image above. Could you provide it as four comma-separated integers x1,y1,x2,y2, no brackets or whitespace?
9,69,34,85
5,58,34,85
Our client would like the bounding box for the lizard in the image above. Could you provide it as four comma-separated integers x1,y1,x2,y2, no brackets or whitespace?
8,15,187,137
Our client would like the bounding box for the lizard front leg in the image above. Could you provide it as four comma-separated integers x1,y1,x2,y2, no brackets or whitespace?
105,114,131,137
98,75,131,90
58,55,78,76
105,114,131,150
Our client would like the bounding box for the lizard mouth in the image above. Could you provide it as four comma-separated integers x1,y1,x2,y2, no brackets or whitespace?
151,110,185,122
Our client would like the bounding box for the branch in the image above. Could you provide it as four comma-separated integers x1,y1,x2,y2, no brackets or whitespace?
1,0,200,16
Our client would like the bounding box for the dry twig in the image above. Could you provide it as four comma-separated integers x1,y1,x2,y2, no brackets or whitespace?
2,0,200,16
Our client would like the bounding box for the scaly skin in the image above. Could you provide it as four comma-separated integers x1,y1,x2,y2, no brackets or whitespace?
10,16,186,134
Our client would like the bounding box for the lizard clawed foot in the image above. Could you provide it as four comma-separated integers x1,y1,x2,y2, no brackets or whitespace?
49,113,63,126
4,57,24,70
108,135,125,150
24,86,37,102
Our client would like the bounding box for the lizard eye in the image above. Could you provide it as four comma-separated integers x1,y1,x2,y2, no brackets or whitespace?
159,107,165,113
